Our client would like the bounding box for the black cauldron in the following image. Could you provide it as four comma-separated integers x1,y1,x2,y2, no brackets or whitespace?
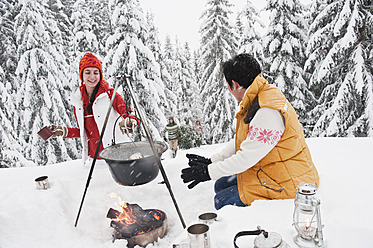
99,141,167,186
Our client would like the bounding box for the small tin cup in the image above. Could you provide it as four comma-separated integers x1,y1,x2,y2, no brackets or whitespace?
187,223,210,248
172,244,189,248
198,212,217,225
35,176,50,190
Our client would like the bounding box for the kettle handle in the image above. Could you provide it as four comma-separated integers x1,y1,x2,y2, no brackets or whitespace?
233,228,268,248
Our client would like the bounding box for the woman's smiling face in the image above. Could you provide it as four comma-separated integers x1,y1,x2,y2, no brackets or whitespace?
83,67,100,92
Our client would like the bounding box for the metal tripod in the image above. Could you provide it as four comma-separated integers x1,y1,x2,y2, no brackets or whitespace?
74,75,186,229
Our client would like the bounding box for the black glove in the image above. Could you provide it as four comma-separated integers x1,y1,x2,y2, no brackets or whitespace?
181,162,211,189
163,136,168,142
186,153,212,167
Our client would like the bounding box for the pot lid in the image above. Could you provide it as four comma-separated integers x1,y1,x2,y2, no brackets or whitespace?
254,232,282,248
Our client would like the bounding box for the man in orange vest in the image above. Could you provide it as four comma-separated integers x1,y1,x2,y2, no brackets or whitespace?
181,54,319,210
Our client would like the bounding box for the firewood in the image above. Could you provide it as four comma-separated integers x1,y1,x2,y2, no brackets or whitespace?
107,208,122,219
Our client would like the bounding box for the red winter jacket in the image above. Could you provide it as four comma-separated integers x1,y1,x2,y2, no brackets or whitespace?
66,80,137,159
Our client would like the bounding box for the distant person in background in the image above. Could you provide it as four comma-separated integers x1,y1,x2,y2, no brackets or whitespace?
181,53,319,210
49,52,139,166
193,120,204,143
164,116,180,158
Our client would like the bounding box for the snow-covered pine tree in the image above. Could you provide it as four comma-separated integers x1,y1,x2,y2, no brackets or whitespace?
0,0,18,82
0,129,5,168
145,12,161,62
48,0,72,51
306,0,373,137
193,49,203,90
170,40,184,123
69,0,102,93
47,0,77,128
0,56,25,168
199,0,238,144
191,48,206,131
303,0,335,133
0,0,30,167
144,11,171,128
182,42,203,125
69,0,111,59
235,14,244,42
262,0,310,128
160,36,178,122
173,41,202,126
237,0,266,66
366,0,373,136
170,39,184,123
14,0,79,166
161,36,174,89
70,0,100,55
91,0,112,58
104,0,167,140
162,35,174,83
0,97,31,167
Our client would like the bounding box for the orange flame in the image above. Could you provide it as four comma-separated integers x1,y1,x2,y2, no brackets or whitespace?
117,203,137,225
108,193,165,237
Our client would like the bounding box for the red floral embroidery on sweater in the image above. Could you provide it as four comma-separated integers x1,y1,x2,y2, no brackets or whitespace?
247,125,283,145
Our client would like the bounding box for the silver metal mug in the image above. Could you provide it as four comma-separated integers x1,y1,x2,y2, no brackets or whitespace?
198,212,217,225
35,176,50,190
187,223,210,248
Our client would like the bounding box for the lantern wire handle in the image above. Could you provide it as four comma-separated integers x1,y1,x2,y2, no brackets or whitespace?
313,198,324,246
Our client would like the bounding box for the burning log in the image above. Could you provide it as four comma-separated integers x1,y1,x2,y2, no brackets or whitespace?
110,220,144,238
107,203,147,219
107,208,121,219
107,203,167,247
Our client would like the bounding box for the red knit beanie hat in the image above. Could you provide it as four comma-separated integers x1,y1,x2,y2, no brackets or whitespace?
79,52,103,82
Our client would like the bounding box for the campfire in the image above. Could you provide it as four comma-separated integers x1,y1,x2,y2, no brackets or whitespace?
107,193,167,248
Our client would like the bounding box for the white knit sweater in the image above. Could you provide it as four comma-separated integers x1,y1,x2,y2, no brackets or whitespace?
208,107,285,180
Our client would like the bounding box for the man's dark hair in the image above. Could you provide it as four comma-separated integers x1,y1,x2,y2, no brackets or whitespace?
222,53,261,89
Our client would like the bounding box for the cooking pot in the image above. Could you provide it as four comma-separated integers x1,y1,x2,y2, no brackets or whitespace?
99,141,167,186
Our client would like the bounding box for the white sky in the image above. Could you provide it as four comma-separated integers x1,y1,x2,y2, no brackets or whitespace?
139,0,268,50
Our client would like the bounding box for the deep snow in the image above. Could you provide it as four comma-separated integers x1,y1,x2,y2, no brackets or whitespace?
0,138,372,247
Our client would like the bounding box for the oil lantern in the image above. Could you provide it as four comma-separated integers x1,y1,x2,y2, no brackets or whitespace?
293,183,324,247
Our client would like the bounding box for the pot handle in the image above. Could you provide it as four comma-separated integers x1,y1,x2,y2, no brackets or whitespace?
233,226,268,248
112,114,132,145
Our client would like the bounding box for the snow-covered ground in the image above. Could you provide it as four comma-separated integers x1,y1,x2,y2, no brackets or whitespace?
0,138,372,248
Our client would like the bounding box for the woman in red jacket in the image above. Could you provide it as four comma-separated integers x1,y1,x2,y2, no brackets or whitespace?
50,52,138,166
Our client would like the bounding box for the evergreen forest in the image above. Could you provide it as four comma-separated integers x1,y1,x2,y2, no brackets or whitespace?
0,0,372,167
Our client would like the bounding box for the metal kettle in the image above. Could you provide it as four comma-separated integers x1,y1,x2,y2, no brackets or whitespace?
233,226,290,248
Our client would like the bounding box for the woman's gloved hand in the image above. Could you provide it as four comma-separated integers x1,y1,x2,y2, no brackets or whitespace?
48,125,67,137
119,118,138,134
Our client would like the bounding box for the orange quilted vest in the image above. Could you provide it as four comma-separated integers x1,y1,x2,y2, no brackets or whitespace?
235,74,319,205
